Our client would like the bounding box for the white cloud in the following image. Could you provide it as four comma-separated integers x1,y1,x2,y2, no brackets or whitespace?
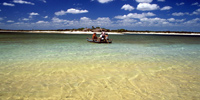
140,17,170,26
13,22,25,25
116,18,137,26
192,8,200,15
172,9,200,16
44,16,48,18
52,17,68,23
192,2,199,6
22,18,29,21
97,0,113,3
114,12,156,19
172,12,189,16
136,0,153,3
13,0,34,5
80,17,93,26
36,21,48,24
157,0,165,2
184,18,200,25
7,20,14,23
0,17,3,21
28,12,39,18
50,17,112,28
29,12,39,16
167,18,175,22
176,19,186,22
55,8,88,16
161,6,172,10
94,17,112,26
55,10,66,16
114,15,128,19
41,0,47,3
80,17,91,21
96,17,111,22
137,3,159,11
168,18,185,22
66,8,88,14
121,4,135,11
114,16,189,27
140,17,166,22
144,12,156,16
176,2,184,6
3,2,15,6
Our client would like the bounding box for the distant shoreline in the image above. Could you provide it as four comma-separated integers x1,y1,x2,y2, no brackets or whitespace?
1,30,200,36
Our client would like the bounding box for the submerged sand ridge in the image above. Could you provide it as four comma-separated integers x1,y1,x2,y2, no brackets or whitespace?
0,33,200,99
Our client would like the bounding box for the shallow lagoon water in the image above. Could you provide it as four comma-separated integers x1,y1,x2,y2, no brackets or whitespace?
0,33,200,100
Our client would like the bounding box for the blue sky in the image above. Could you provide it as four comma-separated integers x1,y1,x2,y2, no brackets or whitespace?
0,0,200,32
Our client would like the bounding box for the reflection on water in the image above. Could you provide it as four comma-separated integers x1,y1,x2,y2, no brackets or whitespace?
0,32,200,99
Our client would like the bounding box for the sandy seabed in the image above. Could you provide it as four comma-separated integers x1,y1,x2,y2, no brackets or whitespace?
0,59,199,100
0,32,200,100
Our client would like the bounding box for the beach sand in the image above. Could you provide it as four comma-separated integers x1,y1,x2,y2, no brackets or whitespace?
1,30,200,35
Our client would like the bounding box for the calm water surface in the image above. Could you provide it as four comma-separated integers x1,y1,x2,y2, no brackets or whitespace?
0,32,200,100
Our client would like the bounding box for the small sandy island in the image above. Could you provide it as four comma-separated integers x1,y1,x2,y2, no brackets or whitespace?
1,30,200,36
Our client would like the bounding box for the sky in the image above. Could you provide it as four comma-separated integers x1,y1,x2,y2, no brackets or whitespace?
0,0,200,32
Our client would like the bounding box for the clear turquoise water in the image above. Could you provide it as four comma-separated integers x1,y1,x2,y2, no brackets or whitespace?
0,32,200,99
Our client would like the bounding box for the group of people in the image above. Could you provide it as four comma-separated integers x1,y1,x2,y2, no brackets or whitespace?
92,32,109,42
